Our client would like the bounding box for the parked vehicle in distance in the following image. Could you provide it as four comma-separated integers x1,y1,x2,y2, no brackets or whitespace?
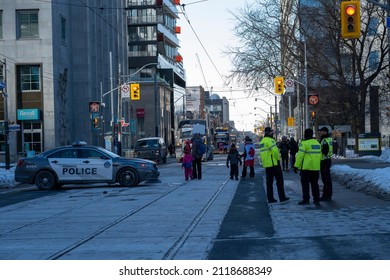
133,137,167,164
15,141,160,190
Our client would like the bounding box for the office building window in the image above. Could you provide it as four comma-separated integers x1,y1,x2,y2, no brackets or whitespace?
0,64,3,83
0,11,3,38
17,10,39,39
61,16,66,42
128,44,156,57
20,65,40,91
368,17,379,36
369,51,379,72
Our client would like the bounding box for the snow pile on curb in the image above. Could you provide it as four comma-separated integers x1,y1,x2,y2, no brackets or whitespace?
331,165,390,200
0,166,16,189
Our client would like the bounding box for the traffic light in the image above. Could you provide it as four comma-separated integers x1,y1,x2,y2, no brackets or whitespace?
130,83,140,100
274,76,284,94
92,117,99,129
310,111,316,120
341,1,360,39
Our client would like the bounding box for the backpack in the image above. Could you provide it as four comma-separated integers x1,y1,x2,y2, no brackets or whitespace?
197,142,206,155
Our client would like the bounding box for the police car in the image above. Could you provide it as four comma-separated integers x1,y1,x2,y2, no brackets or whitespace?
14,141,160,190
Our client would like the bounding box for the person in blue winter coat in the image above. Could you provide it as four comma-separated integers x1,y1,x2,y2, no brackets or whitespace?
226,143,242,180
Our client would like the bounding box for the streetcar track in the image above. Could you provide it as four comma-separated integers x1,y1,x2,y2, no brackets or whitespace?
48,160,229,260
47,184,184,260
162,176,230,260
1,155,233,260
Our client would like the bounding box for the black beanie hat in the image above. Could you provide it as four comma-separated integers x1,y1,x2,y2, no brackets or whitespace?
304,128,313,139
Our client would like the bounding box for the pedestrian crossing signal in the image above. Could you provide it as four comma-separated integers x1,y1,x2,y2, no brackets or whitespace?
131,83,140,100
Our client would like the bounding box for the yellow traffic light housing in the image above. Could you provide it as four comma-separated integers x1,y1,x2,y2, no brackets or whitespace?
274,76,284,94
92,117,99,129
341,1,360,39
130,83,140,100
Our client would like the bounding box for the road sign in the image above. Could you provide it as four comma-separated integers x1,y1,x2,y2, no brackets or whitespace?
121,83,130,98
287,117,294,126
9,124,20,131
285,78,294,93
309,95,319,105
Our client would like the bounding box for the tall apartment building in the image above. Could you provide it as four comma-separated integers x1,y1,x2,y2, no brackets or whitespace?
125,0,186,147
0,0,127,162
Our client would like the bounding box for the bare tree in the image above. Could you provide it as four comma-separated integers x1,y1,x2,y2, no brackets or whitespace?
228,0,390,135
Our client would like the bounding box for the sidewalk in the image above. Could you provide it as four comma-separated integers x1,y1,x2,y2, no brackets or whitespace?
207,164,390,260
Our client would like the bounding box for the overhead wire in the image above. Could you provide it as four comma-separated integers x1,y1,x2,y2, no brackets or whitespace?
179,2,229,89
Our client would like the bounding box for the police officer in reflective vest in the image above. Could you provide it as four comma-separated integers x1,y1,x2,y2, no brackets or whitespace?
318,127,333,201
294,128,322,205
259,127,290,203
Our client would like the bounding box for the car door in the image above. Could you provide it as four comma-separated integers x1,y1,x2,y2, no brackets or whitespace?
78,148,113,181
47,148,84,182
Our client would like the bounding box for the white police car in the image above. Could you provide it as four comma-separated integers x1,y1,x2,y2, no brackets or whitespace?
15,141,160,190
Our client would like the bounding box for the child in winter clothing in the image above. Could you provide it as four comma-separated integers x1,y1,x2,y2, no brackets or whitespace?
226,143,242,180
182,150,193,181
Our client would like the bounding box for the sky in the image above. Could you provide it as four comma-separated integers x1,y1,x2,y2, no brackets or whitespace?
2,150,390,196
177,0,274,131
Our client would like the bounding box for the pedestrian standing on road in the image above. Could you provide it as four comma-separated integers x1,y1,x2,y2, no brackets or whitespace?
259,127,290,203
278,136,290,171
241,136,255,178
332,137,339,157
168,143,175,158
226,143,242,180
294,128,322,205
289,137,298,169
318,127,333,201
181,148,193,181
191,133,203,180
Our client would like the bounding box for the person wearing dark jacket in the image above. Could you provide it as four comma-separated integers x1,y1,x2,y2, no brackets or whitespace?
279,136,290,171
289,137,298,169
191,133,203,180
318,127,333,201
226,143,242,180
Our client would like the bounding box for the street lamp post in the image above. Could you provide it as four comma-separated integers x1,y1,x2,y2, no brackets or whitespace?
0,59,10,170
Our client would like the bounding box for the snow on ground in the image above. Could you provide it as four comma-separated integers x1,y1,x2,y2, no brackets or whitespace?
1,150,390,196
331,149,390,200
0,165,16,189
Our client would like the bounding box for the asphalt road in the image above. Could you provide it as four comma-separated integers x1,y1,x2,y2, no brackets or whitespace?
1,155,389,260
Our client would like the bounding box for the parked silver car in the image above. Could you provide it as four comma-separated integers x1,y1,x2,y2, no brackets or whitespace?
15,141,160,190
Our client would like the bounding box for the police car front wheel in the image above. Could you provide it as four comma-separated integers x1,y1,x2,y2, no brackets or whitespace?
117,168,139,187
35,170,57,190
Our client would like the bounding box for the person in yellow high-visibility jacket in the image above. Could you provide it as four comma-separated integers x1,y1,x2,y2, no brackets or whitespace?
259,127,290,203
294,128,322,205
